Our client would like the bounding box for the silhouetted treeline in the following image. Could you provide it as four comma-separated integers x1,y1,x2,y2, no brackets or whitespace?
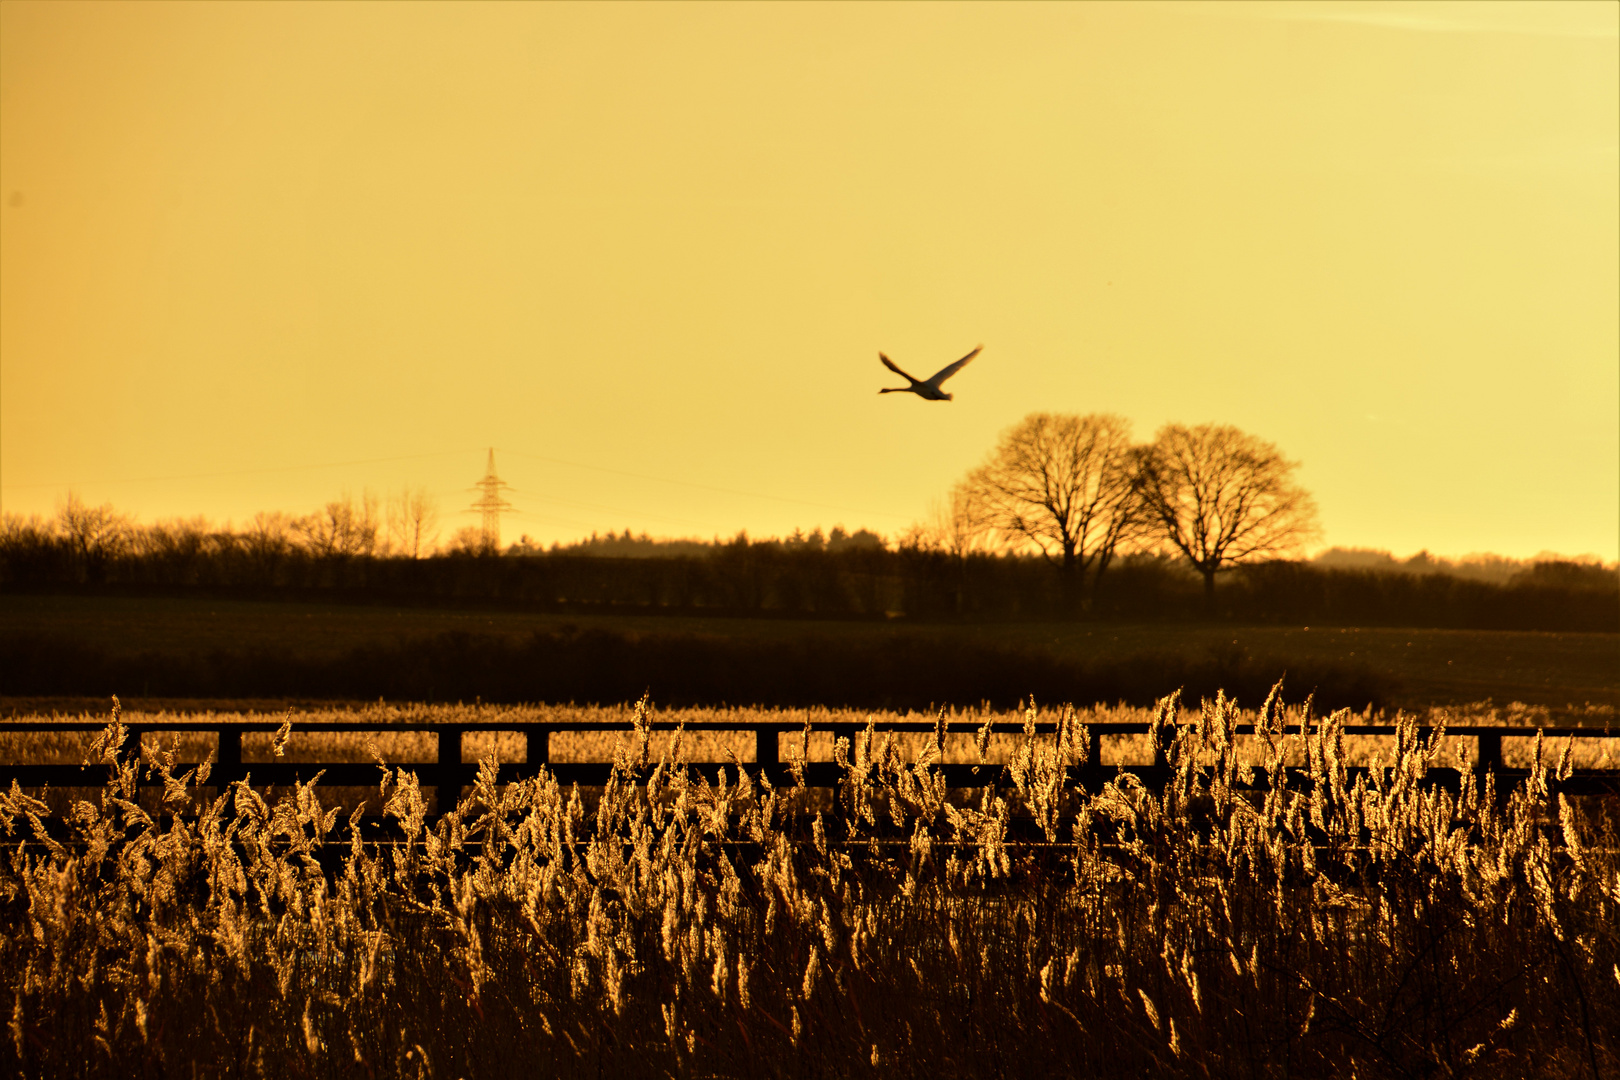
518,525,886,559
3,511,1614,631
1,626,1394,712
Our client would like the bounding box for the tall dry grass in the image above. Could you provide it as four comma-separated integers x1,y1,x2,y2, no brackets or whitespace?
3,692,1616,1078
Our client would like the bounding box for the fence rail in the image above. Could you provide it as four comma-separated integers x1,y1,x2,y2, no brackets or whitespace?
4,719,1618,810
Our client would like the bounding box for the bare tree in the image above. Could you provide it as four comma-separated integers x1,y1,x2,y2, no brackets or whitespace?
386,485,441,559
1136,423,1321,610
240,511,296,583
962,412,1140,611
136,516,215,583
0,512,53,551
294,491,380,558
137,517,213,555
933,482,996,560
905,482,995,558
56,492,129,582
445,525,497,556
897,482,1000,616
242,511,294,559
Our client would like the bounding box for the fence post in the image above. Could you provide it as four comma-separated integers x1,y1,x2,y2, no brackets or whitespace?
755,724,779,774
1478,730,1502,775
436,726,462,814
526,725,550,771
216,728,242,790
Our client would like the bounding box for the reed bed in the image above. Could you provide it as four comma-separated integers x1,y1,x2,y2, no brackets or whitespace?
3,691,1616,1078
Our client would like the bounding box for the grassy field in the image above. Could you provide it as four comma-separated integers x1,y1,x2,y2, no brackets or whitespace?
2,592,1615,716
3,697,1615,1077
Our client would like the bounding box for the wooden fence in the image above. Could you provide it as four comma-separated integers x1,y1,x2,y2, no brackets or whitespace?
4,718,1616,814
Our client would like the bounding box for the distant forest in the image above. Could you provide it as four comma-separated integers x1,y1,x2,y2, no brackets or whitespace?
2,501,1614,632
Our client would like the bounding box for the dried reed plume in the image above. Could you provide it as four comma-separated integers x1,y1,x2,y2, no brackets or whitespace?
3,691,1616,1078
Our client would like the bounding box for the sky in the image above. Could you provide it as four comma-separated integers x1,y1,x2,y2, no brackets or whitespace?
2,0,1616,560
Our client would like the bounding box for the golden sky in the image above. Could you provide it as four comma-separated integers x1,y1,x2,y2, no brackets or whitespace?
2,1,1615,558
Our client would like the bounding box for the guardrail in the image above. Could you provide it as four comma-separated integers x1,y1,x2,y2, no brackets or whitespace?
4,718,1617,812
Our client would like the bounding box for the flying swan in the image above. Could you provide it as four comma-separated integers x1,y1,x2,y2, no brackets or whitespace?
878,346,982,401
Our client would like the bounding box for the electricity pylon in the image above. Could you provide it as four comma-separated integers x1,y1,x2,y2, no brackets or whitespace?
468,448,516,551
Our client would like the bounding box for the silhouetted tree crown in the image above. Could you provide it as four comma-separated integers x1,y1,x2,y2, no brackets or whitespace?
960,412,1140,611
1136,422,1321,608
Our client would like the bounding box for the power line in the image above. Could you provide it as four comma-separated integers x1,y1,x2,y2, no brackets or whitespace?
504,489,713,532
0,449,476,492
508,511,616,534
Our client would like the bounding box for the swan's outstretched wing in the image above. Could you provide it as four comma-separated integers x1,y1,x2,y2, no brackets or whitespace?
879,353,919,383
925,345,982,387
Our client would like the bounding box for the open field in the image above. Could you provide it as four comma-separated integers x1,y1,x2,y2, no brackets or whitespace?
3,593,1615,715
3,698,1616,1078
